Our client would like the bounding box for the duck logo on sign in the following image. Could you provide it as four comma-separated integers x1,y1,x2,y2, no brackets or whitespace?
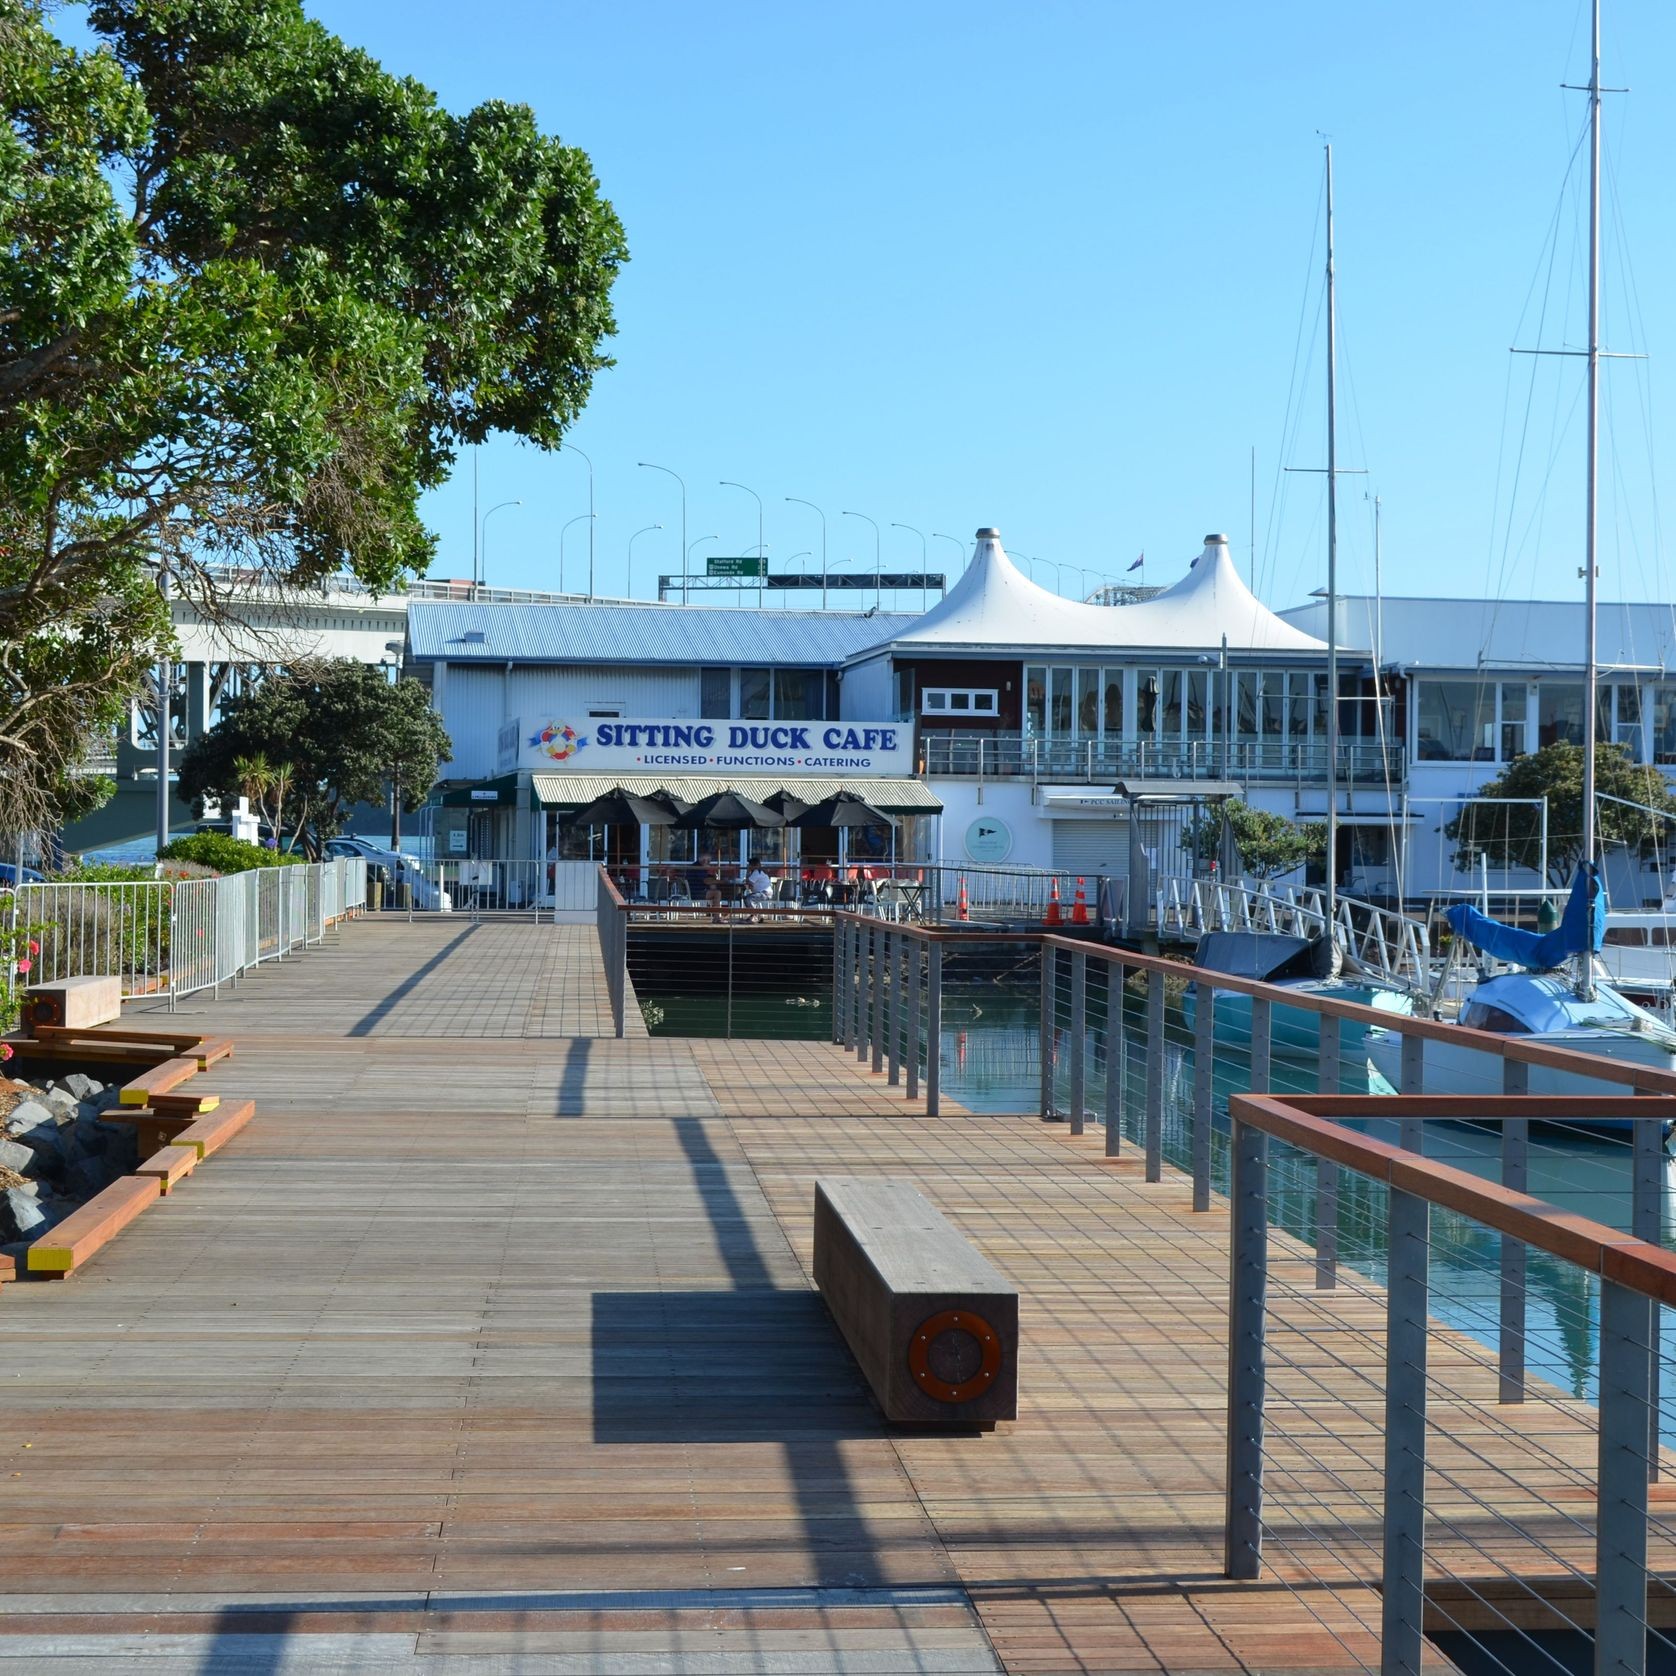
530,721,587,763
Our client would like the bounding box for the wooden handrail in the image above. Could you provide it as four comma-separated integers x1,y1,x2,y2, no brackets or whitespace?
1283,1094,1676,1122
1231,1093,1676,1307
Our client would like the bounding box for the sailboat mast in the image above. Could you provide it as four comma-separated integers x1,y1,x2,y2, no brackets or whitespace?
1324,142,1340,928
1580,0,1602,997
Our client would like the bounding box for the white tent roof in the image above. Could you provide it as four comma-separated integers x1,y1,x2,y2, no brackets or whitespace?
870,529,1329,657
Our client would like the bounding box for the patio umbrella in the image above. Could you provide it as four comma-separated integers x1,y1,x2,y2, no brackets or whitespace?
789,791,893,829
649,787,694,818
673,790,785,830
763,788,811,821
565,789,676,827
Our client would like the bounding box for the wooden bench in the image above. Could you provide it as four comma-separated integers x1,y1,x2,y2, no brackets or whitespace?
813,1178,1019,1425
168,1099,255,1160
25,976,121,1033
27,1176,160,1275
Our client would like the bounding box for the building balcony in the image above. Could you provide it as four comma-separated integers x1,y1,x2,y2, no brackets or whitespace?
918,731,1405,788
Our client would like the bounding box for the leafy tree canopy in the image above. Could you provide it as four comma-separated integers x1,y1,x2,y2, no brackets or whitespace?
1,0,625,826
1186,798,1327,883
177,660,452,855
1445,742,1676,887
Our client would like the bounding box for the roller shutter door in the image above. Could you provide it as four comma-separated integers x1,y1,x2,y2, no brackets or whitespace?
1050,819,1130,882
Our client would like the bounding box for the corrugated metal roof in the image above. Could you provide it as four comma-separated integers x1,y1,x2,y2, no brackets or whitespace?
531,772,942,813
408,601,915,666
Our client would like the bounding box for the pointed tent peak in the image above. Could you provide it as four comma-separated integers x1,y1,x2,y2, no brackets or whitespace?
892,523,1095,647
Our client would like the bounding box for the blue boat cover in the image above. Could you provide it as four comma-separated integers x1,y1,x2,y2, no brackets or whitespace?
1443,865,1605,969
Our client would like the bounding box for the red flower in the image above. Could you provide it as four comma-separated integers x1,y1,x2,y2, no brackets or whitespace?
14,958,29,975
26,940,38,956
0,1043,11,1061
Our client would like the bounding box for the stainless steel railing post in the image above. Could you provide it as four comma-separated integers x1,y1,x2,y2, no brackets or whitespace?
886,930,902,1087
1595,1276,1654,1676
1224,1113,1267,1581
1144,968,1164,1182
906,940,921,1103
1068,949,1087,1137
925,942,942,1117
1315,1017,1342,1286
1499,1057,1529,1405
1039,944,1056,1120
1104,958,1124,1157
1192,977,1214,1209
1381,1186,1430,1676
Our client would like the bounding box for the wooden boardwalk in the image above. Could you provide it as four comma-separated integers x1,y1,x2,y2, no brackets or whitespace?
0,917,1630,1671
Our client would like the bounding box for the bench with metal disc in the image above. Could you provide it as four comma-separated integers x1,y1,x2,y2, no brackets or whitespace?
813,1177,1019,1426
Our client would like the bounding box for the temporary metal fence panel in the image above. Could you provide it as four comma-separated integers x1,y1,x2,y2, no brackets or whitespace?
13,879,171,1000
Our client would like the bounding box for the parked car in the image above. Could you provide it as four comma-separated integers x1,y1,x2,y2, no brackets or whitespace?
0,861,45,885
324,837,450,911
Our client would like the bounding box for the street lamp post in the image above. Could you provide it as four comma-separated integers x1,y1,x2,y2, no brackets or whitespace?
719,480,765,608
687,534,720,592
841,510,881,609
891,521,928,612
479,499,522,591
560,442,596,598
932,532,967,585
560,513,593,592
785,497,828,611
637,462,687,603
627,523,663,600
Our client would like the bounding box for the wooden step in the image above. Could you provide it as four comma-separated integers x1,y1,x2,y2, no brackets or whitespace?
150,1090,222,1118
119,1057,201,1107
27,1176,160,1275
167,1099,255,1160
5,1036,177,1067
135,1146,199,1195
34,1023,207,1052
191,1037,235,1068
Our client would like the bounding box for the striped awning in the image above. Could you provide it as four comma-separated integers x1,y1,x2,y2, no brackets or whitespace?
531,772,941,815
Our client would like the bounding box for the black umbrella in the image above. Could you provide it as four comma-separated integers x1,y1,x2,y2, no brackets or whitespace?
565,789,676,827
763,788,811,821
790,791,893,829
673,790,785,830
648,787,694,818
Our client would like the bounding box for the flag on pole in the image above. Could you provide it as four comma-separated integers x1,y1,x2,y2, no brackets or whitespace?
1127,553,1144,572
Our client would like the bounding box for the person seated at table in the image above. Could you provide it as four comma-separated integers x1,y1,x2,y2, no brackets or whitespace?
746,860,772,902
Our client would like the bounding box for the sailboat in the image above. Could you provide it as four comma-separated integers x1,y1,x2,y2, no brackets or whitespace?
1184,143,1417,1059
1366,0,1676,1123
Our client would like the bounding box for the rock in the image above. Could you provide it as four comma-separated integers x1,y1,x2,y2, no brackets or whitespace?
0,1186,53,1242
0,1138,33,1175
8,1121,67,1177
42,1089,78,1123
66,1156,116,1199
62,1074,102,1101
92,1087,121,1115
4,1100,56,1139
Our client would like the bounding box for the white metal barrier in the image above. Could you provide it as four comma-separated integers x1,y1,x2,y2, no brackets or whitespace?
12,857,366,1006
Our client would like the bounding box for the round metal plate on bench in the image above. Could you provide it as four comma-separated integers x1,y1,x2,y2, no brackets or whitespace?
907,1309,1003,1404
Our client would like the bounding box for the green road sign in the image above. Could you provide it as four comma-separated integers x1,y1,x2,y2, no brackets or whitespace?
706,555,768,578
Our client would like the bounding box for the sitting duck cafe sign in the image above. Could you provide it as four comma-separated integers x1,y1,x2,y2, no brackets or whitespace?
513,717,915,776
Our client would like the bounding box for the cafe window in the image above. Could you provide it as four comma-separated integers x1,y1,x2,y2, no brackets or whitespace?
774,668,815,720
1050,668,1073,734
1025,666,1047,735
700,667,730,716
1103,670,1123,735
739,668,771,720
922,688,998,716
1500,682,1528,760
1653,684,1676,764
1537,682,1584,749
1416,680,1497,761
1077,668,1100,735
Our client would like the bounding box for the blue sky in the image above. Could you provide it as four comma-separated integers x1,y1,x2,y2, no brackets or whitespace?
304,2,1676,612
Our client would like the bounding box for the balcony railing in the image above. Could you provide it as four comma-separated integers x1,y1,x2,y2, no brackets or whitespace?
919,731,1404,785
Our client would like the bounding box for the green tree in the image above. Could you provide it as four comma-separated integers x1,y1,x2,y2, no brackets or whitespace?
1445,741,1676,887
177,661,452,856
1186,798,1327,883
1,0,625,828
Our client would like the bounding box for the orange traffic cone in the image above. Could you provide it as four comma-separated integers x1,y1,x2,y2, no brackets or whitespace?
1044,877,1063,927
1071,877,1090,925
956,875,970,921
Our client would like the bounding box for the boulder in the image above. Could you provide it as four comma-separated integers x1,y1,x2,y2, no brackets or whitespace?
0,1186,52,1242
0,1138,34,1175
5,1100,56,1139
42,1089,79,1123
62,1074,102,1101
66,1156,117,1200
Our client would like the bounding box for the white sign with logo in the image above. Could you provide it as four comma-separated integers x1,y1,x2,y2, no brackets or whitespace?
520,716,915,777
964,815,1012,862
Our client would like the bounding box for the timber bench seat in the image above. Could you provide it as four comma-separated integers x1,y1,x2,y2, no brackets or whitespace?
168,1100,255,1160
813,1177,1019,1425
27,1176,160,1275
25,976,121,1033
119,1056,202,1106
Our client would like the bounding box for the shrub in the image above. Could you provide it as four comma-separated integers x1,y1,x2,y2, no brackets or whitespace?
158,833,301,875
